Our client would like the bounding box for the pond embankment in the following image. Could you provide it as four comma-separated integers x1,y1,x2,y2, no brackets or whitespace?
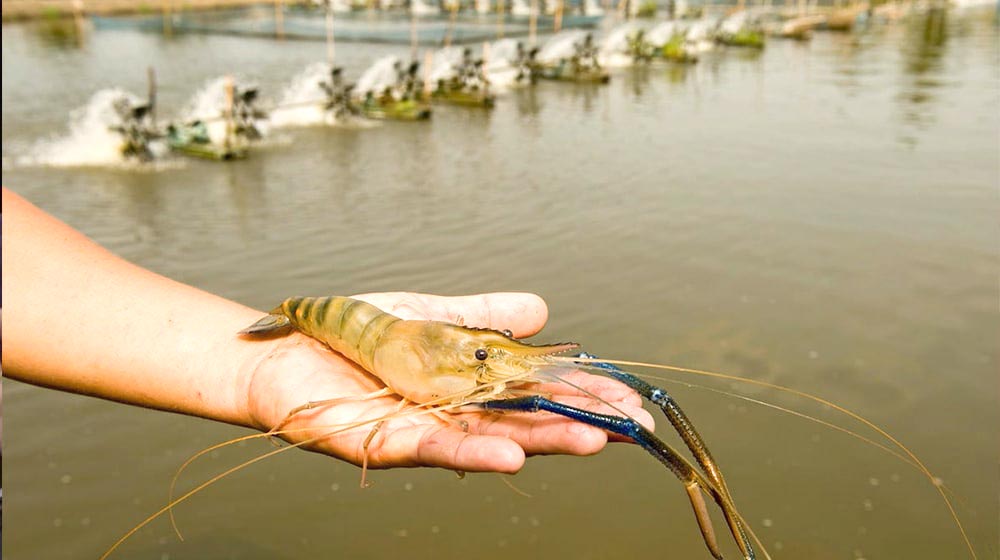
2,0,280,21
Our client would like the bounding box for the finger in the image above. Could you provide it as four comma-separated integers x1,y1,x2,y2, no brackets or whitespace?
352,292,548,338
528,369,643,408
468,396,654,455
438,293,548,337
474,407,609,456
366,424,527,473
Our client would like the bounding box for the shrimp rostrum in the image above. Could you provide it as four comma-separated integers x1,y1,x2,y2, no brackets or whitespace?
239,296,759,560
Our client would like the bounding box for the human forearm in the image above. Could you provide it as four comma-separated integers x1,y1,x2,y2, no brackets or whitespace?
1,188,269,427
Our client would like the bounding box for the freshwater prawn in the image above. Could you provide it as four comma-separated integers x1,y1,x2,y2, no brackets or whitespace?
246,296,760,559
101,295,978,560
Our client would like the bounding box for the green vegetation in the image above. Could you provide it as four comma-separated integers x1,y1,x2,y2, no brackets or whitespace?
40,6,64,19
636,0,658,18
720,29,765,49
662,36,697,63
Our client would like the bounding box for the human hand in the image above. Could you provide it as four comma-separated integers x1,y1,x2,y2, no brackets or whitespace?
242,292,653,474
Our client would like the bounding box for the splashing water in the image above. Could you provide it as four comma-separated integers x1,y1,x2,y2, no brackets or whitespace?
685,19,719,52
647,21,683,48
599,23,644,68
537,30,589,64
271,62,337,128
356,56,403,97
484,39,526,92
427,47,465,85
180,76,272,145
16,89,168,168
269,62,378,129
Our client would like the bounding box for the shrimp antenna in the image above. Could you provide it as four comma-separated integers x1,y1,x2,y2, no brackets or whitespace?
556,355,978,560
104,399,467,560
630,370,924,471
159,375,530,546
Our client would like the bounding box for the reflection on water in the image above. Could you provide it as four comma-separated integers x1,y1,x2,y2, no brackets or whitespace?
664,61,693,84
29,14,88,49
897,9,954,144
512,86,542,118
2,8,998,560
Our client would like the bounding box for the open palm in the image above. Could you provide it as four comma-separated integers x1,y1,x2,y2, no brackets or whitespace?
242,292,653,474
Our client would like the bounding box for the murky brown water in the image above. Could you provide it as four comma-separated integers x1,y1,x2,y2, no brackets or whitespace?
3,8,998,560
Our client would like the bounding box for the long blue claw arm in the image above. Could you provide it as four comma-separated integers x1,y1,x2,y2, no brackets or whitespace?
483,395,692,481
481,395,728,560
575,352,720,477
572,352,755,560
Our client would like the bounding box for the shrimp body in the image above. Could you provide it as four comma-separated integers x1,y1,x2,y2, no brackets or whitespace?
240,296,577,403
242,296,757,559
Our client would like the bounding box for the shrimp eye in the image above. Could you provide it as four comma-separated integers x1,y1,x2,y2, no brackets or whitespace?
474,348,488,361
501,329,513,338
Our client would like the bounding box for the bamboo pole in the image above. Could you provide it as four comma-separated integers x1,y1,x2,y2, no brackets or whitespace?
423,50,433,95
553,0,562,32
410,3,418,60
161,0,173,37
444,2,458,47
326,3,336,63
529,0,537,46
224,76,234,151
274,0,284,40
496,0,505,39
147,67,157,127
73,0,86,45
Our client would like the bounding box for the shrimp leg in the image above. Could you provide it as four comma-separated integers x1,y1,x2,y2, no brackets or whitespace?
481,395,751,560
269,388,395,434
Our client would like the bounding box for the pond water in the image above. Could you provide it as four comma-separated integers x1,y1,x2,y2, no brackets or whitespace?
2,9,998,560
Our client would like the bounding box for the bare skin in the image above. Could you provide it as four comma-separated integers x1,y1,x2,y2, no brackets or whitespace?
2,187,651,474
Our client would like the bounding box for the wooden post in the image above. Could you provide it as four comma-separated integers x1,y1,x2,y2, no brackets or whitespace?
444,2,458,47
274,0,285,40
161,0,173,37
326,3,336,63
529,0,537,46
73,0,86,45
410,5,418,60
423,50,433,95
554,0,562,32
496,0,505,39
224,76,234,151
147,67,157,127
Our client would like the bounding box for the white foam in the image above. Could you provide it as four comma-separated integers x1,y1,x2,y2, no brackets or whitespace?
180,76,271,144
356,56,402,96
18,89,170,168
271,62,336,127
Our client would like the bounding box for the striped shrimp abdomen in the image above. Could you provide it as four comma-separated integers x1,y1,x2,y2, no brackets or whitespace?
244,296,400,373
